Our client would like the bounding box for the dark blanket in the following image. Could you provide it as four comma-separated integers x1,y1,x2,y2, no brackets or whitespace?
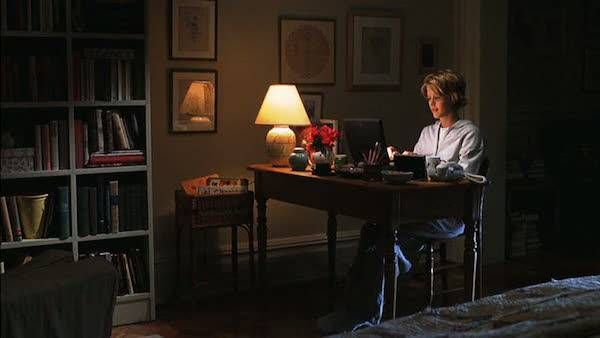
1,250,118,338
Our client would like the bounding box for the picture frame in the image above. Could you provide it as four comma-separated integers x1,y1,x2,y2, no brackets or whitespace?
170,69,217,133
170,0,217,60
347,9,403,91
583,48,600,92
299,92,323,123
319,119,339,155
417,37,438,75
279,17,336,85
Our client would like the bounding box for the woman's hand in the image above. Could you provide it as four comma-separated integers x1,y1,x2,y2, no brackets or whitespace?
387,146,400,160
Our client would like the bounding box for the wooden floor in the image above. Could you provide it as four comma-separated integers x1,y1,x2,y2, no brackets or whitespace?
112,251,599,338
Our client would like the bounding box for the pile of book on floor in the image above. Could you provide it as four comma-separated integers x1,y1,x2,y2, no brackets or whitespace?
0,188,70,242
80,249,148,296
77,177,147,236
75,109,144,168
509,211,542,258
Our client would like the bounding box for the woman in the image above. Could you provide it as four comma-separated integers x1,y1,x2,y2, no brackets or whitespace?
318,69,484,334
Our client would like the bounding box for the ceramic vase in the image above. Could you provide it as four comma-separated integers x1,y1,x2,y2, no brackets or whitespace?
288,147,309,171
17,194,48,239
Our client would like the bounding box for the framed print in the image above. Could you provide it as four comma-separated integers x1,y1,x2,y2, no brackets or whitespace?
319,119,339,155
279,17,335,85
171,0,217,60
417,37,438,75
583,49,600,92
347,9,403,91
170,69,217,132
299,92,323,123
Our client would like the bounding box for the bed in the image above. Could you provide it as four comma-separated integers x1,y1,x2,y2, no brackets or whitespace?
329,275,600,337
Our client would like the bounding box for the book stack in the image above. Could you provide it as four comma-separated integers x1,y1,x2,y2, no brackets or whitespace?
0,0,65,32
0,187,70,242
72,48,144,101
76,178,147,237
75,109,144,168
80,248,148,296
32,120,70,171
0,55,67,102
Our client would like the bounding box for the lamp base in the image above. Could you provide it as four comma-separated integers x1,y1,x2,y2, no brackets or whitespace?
265,125,296,167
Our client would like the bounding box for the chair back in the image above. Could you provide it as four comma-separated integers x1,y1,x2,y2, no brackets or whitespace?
478,157,490,177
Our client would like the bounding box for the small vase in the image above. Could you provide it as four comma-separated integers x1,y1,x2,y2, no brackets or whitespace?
17,194,48,239
288,147,309,171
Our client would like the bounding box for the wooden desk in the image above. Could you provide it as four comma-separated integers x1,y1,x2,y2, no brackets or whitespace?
248,164,484,319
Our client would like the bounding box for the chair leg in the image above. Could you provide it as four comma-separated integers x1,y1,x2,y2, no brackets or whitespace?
425,243,435,307
231,225,238,292
440,242,449,306
246,224,256,289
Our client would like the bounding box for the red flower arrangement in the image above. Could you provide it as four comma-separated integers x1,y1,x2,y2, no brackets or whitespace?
301,124,339,153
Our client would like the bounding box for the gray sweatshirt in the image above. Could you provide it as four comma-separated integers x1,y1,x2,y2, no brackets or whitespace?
413,119,484,174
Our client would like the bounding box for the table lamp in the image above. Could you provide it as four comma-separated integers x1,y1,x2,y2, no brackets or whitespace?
179,81,214,123
255,84,310,166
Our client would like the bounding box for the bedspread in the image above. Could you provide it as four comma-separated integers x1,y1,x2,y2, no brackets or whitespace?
329,275,600,337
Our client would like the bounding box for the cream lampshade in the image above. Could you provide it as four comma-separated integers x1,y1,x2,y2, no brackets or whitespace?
255,85,310,166
179,81,214,123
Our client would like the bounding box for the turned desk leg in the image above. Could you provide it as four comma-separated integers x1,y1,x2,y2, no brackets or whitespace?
256,197,267,293
327,211,337,310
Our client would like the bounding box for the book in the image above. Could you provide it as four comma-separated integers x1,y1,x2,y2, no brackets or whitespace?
88,186,98,235
50,120,59,170
96,176,105,234
109,180,119,233
41,124,51,170
77,186,90,237
55,186,69,240
121,253,135,294
1,196,13,242
87,153,144,165
34,125,42,170
8,196,23,241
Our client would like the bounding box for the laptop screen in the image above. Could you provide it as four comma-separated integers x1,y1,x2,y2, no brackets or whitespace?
342,118,388,165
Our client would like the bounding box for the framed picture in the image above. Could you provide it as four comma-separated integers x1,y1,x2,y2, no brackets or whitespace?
279,17,335,85
417,38,438,75
299,92,323,123
583,49,600,92
585,0,600,36
319,119,339,155
171,0,217,60
347,9,403,91
170,69,217,133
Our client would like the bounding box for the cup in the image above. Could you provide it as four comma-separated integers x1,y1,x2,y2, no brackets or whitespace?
334,154,347,171
426,156,442,179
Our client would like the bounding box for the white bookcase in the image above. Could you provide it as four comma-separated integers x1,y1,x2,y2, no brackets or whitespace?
0,0,154,326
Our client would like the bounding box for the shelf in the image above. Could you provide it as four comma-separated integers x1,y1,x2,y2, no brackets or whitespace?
1,237,73,249
74,165,147,175
1,102,70,109
77,230,149,242
74,100,146,107
0,31,67,38
117,292,150,303
71,32,145,40
1,170,71,180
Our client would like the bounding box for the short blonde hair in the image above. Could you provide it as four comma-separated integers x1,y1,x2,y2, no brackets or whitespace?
420,69,467,112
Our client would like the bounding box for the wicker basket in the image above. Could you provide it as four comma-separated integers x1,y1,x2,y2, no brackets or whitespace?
175,190,254,228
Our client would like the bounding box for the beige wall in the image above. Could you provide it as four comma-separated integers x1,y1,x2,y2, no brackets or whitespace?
149,0,459,300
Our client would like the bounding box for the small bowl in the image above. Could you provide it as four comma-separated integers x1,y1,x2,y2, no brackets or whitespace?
381,170,413,184
336,165,364,179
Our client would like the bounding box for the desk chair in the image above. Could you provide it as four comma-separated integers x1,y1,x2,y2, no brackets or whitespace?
422,157,489,307
175,190,255,293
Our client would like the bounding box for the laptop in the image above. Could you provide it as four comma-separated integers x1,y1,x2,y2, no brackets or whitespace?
342,119,388,165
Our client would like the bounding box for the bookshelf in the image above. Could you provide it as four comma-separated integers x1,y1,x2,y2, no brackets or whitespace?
0,0,154,326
